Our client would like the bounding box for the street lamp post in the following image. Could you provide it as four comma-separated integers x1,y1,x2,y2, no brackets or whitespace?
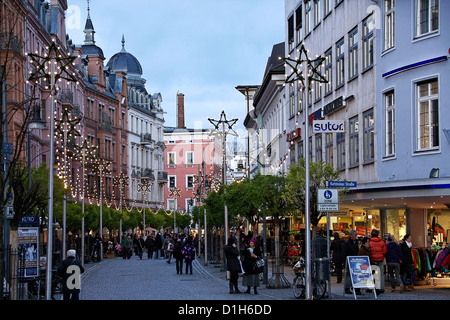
137,179,152,236
208,110,238,246
72,138,96,266
169,187,181,233
27,39,78,300
282,44,327,300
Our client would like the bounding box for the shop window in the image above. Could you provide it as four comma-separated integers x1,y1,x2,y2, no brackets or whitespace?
428,209,450,247
385,209,407,242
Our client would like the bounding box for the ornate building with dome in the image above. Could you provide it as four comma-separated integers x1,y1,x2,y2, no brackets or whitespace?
106,35,166,213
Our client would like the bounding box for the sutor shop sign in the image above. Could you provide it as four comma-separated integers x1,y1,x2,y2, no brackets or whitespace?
313,120,345,133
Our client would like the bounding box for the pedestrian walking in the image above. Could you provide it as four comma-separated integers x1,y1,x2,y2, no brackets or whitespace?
369,229,387,294
154,232,163,259
342,230,360,295
165,234,174,263
400,234,416,291
241,238,262,294
57,249,85,301
386,236,404,293
145,235,155,259
181,237,196,274
330,232,343,283
224,237,242,294
174,239,185,274
125,235,133,259
121,235,127,259
136,235,145,259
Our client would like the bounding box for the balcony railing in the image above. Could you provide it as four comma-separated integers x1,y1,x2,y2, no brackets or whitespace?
158,171,168,183
140,133,153,145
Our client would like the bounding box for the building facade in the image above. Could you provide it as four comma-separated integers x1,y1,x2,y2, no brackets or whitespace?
106,36,166,211
282,0,450,249
163,93,221,214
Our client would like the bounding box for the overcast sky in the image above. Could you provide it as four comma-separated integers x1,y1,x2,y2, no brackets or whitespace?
66,0,285,147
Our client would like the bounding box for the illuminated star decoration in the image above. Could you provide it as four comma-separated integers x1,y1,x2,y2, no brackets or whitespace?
55,107,82,139
112,173,129,210
27,40,79,89
281,43,328,88
72,138,97,162
208,110,239,138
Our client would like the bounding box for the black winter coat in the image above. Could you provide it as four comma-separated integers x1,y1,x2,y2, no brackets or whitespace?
57,256,85,294
173,241,185,260
330,238,343,264
342,238,359,264
241,246,262,275
224,244,241,272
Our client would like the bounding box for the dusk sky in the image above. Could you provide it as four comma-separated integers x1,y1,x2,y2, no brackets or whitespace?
66,0,285,146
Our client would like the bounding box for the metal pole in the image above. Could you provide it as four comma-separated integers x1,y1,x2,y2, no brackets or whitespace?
45,53,56,300
304,60,312,300
203,161,208,266
327,211,331,299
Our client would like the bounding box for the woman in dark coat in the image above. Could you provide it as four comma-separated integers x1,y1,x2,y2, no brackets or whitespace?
330,232,343,283
241,238,262,294
224,237,242,294
173,239,185,274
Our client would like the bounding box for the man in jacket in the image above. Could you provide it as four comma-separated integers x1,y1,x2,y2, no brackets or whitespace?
57,249,85,300
369,229,387,293
342,230,359,294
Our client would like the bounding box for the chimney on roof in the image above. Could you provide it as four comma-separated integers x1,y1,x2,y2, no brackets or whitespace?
177,92,185,128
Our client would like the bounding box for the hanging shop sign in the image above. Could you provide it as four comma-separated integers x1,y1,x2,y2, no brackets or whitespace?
308,108,323,124
323,96,345,116
286,128,301,142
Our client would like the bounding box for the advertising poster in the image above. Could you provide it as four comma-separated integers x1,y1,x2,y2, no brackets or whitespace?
18,228,39,278
347,256,375,289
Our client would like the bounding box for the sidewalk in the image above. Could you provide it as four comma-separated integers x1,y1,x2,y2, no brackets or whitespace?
192,256,450,301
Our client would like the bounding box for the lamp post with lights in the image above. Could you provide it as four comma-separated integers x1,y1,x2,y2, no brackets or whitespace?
27,38,78,300
281,44,328,300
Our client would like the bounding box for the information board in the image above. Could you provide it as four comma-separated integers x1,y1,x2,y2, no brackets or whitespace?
347,256,376,289
18,228,39,278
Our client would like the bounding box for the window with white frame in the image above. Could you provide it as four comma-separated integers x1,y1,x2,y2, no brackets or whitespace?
168,152,176,167
336,38,345,88
384,0,395,50
415,0,439,37
336,132,345,170
385,91,396,157
314,60,322,101
186,175,194,189
305,0,312,35
169,176,176,189
348,27,358,79
314,0,321,27
315,134,323,163
363,14,374,71
167,199,176,211
349,116,359,166
416,79,439,150
288,14,294,51
363,109,375,163
323,0,332,17
185,151,194,165
296,5,303,44
325,133,333,166
289,83,296,118
324,48,333,95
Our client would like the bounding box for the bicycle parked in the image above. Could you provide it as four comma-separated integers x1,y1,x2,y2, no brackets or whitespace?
26,270,63,300
292,257,327,299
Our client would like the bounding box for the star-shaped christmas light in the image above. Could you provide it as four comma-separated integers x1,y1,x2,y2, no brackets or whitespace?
281,43,328,87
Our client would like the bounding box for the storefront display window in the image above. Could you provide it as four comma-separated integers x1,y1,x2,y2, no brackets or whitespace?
428,209,450,247
385,209,407,242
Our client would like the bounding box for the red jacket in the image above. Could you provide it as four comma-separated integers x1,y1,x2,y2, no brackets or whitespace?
369,237,387,263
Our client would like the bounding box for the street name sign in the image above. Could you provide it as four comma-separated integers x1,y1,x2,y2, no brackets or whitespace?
328,181,357,188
